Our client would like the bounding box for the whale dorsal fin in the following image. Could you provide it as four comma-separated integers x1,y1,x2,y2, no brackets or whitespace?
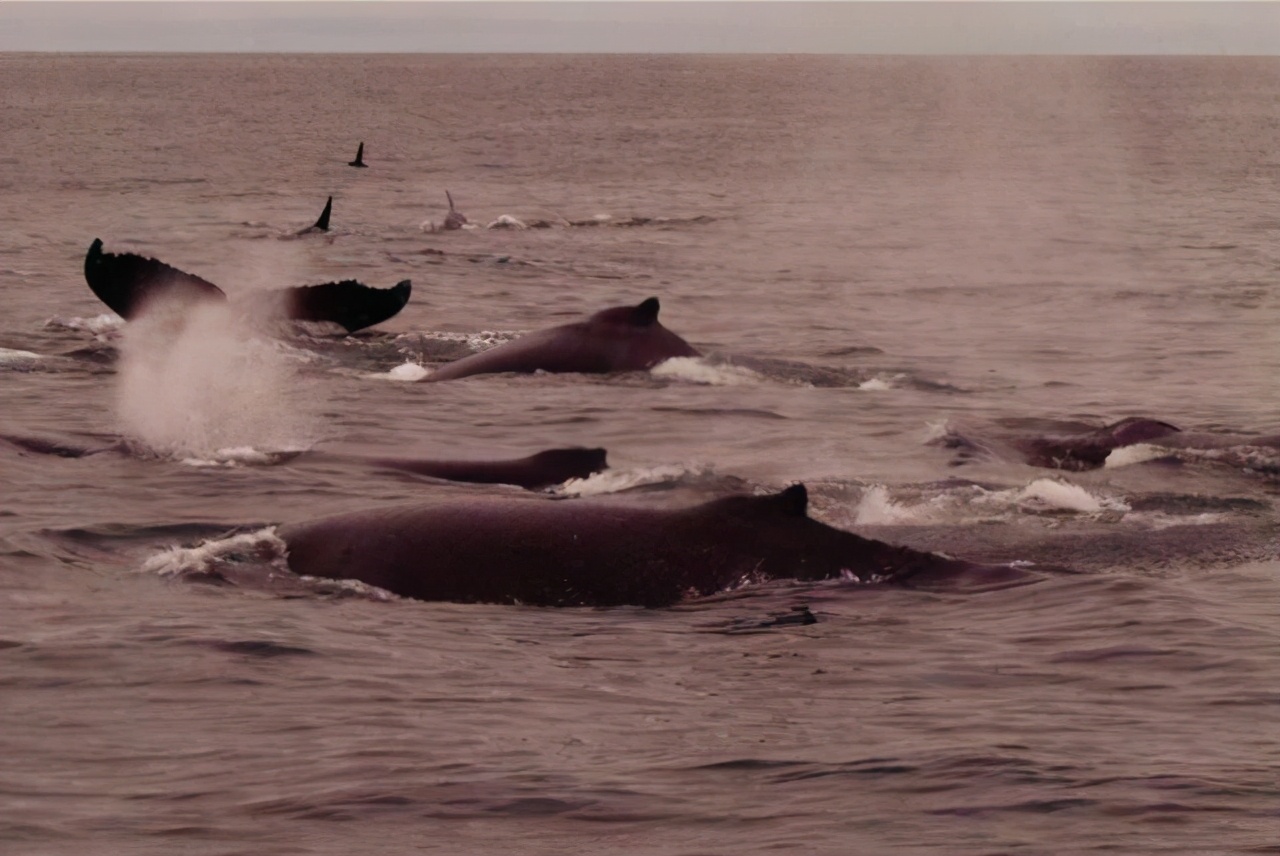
349,142,366,167
312,196,333,232
630,297,661,326
776,483,809,517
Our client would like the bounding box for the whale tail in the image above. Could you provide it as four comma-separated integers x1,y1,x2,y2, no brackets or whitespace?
311,196,333,232
348,142,367,168
84,238,226,320
282,278,412,333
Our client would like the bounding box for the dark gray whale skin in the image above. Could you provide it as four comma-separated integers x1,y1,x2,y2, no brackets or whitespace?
352,447,608,490
278,484,1037,607
423,297,699,382
83,238,410,334
934,416,1280,472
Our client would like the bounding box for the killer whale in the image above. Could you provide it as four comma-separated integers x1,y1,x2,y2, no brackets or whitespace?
295,196,333,235
277,484,1040,607
84,238,411,334
348,142,367,168
423,297,699,382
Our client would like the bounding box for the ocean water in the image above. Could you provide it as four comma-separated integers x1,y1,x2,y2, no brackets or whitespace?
2,54,1278,854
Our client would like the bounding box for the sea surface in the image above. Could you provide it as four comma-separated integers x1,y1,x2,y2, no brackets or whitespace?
2,54,1279,854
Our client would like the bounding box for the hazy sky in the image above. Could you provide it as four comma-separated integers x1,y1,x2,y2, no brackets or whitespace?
1,2,1278,54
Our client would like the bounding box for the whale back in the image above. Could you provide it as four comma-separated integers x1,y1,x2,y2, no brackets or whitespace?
366,446,608,490
83,238,226,320
426,297,699,382
278,484,1024,607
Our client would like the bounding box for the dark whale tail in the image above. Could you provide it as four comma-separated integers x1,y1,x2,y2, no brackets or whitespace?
84,238,226,320
282,279,412,334
348,142,367,168
310,196,333,232
84,239,411,333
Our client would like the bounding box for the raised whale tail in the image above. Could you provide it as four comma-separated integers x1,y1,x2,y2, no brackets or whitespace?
282,279,412,334
84,238,226,320
348,142,367,168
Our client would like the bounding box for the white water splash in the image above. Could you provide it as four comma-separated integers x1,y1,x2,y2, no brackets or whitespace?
1105,443,1173,468
1013,479,1130,514
557,464,706,497
380,362,431,382
651,357,763,386
44,313,124,335
115,300,320,458
0,347,42,366
143,528,288,578
851,485,919,525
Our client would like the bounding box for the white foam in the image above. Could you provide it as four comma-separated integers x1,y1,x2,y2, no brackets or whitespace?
486,214,528,230
651,357,763,386
143,528,287,578
44,313,123,335
380,362,431,382
1014,478,1130,514
178,446,305,467
858,375,896,391
1104,443,1172,468
852,485,919,525
115,300,320,459
0,347,42,364
557,464,702,497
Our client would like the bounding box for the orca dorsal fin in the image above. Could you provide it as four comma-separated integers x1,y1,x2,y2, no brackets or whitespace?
630,297,661,326
312,196,333,231
348,142,366,168
446,190,457,212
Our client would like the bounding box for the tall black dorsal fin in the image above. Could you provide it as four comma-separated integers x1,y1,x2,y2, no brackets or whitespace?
83,238,226,320
312,196,333,231
282,278,411,334
630,297,661,326
348,142,366,168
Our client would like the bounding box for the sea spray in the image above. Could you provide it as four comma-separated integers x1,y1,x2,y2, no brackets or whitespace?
115,300,319,459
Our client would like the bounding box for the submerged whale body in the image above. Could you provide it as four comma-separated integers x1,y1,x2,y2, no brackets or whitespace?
278,484,1038,607
84,238,411,334
424,297,700,382
934,416,1280,473
353,446,608,490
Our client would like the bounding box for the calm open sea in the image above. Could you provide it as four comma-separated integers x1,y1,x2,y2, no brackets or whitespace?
2,54,1278,854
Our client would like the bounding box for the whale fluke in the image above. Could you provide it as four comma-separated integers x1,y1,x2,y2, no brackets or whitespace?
84,237,226,319
282,279,412,334
83,240,411,334
348,142,367,168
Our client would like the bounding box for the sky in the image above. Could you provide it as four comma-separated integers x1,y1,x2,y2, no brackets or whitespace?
1,1,1278,54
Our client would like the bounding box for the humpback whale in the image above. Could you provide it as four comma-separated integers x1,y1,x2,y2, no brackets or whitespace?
1,431,604,491
423,297,699,382
932,416,1280,472
83,239,411,334
348,142,367,168
278,484,1040,607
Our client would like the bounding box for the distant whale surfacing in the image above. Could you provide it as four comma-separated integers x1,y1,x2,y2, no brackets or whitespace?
423,297,700,382
348,142,367,168
278,483,1040,607
83,238,411,334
